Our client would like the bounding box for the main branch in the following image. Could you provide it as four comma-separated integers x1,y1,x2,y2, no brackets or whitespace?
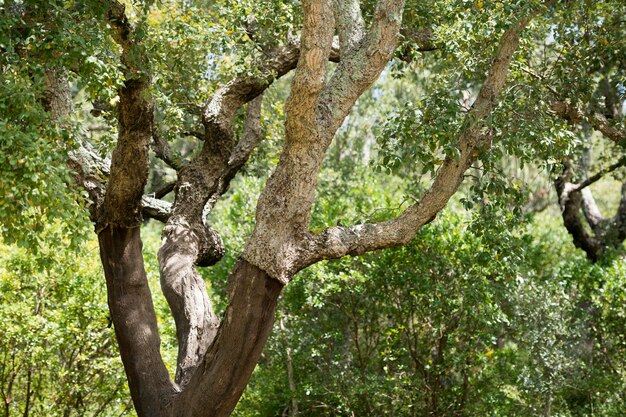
299,4,545,268
98,2,176,413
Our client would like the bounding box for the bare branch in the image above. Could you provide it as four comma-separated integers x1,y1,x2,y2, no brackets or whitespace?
152,127,185,171
141,196,172,222
183,130,205,141
578,148,604,229
228,93,264,170
154,181,176,199
400,26,437,52
572,157,626,192
555,165,602,261
524,68,626,145
581,188,604,227
158,219,222,387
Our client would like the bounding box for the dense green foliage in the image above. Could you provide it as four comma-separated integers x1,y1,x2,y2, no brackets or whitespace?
0,222,130,416
1,0,625,416
221,171,626,417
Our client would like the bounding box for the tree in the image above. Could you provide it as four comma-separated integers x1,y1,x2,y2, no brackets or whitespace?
4,0,622,416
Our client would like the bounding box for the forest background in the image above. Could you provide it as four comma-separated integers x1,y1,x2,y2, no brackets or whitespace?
1,0,625,416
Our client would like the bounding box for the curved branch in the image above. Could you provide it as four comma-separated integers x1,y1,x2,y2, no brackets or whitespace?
152,127,185,171
159,80,268,388
228,93,264,170
298,6,543,268
572,157,626,192
581,188,604,228
555,166,602,261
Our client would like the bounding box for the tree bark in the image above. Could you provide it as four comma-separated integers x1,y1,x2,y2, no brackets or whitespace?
62,2,553,415
99,226,177,416
173,260,283,417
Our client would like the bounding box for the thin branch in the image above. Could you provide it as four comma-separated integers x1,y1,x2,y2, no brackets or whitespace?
228,93,264,170
182,130,205,141
154,181,176,199
572,157,626,192
152,127,184,171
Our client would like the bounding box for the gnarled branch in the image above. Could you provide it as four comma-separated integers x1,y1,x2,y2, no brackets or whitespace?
298,5,543,269
99,2,177,411
244,0,407,282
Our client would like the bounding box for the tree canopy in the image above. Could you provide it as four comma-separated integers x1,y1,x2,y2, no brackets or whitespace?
1,0,625,416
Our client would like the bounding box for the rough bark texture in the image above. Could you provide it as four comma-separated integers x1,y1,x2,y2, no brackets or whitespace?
95,3,177,414
244,0,408,282
173,260,283,417
54,1,552,416
157,46,298,385
296,8,540,270
98,226,177,414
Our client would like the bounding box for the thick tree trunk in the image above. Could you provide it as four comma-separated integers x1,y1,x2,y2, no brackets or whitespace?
173,259,283,417
98,226,177,416
87,3,547,416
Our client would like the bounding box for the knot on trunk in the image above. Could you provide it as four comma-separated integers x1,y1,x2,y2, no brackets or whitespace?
194,222,225,267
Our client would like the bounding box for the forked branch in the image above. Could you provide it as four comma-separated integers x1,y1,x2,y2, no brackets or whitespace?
299,4,546,268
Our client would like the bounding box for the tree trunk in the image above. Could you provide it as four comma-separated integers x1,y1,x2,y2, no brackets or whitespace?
98,226,177,416
173,259,283,417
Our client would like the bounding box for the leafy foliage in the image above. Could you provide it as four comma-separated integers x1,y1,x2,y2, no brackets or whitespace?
0,222,131,416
